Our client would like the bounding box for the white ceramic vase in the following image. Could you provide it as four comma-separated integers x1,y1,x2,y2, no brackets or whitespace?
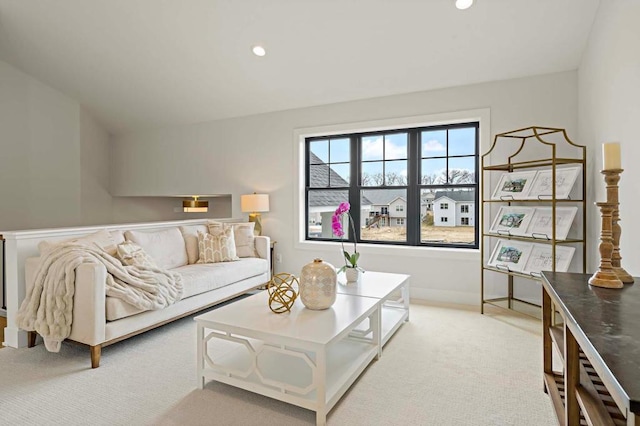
299,258,337,310
345,267,362,284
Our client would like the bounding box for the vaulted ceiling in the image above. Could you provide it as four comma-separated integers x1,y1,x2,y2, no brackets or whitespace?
0,0,600,134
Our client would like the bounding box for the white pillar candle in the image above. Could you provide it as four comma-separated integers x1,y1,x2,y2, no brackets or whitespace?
603,142,621,170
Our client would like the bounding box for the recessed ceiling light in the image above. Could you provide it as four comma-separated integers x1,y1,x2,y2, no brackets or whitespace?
252,45,266,57
455,0,473,10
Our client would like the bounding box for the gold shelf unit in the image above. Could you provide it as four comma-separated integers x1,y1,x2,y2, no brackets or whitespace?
480,126,587,317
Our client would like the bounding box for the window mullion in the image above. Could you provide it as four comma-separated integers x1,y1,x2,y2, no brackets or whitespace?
406,130,419,245
350,135,360,243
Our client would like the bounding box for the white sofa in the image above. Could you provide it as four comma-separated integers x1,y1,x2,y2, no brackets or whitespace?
23,222,270,368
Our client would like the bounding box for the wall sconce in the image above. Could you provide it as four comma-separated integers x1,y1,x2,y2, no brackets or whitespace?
241,193,270,235
183,196,208,213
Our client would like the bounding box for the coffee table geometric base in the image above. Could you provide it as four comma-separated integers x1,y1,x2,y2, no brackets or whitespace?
337,271,411,349
196,293,381,425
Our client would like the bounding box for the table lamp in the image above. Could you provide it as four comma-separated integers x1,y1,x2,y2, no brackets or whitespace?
241,193,270,235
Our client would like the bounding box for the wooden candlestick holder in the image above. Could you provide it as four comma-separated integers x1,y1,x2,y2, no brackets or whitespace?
602,169,634,283
589,202,623,288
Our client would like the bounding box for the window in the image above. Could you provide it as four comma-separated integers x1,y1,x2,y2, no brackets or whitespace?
461,217,469,225
305,122,478,248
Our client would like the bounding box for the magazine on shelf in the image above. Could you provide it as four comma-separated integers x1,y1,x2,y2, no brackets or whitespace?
491,170,538,200
522,244,575,275
487,239,533,273
489,206,536,236
526,207,578,240
526,166,581,200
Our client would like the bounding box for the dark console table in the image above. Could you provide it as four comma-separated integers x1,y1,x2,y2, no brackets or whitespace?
541,271,640,425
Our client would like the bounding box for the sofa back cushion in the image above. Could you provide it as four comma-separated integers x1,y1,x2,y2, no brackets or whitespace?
124,227,188,270
179,224,208,264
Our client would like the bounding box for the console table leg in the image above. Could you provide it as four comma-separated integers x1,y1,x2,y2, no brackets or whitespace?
564,325,580,425
542,289,553,392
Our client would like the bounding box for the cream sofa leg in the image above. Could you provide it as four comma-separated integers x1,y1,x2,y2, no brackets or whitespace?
27,331,37,347
90,345,101,368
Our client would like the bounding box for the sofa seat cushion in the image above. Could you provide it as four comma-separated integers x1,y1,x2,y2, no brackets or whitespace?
105,258,268,321
106,297,145,322
174,258,267,298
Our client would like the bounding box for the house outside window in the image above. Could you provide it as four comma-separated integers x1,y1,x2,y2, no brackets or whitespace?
461,217,469,225
304,122,478,249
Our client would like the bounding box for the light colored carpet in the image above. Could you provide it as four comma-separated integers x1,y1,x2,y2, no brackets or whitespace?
0,302,557,425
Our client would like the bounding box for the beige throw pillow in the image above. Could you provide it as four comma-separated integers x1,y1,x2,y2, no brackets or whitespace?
207,221,257,258
116,242,158,268
196,229,239,263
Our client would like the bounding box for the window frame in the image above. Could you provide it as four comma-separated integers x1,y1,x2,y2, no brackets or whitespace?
304,121,479,250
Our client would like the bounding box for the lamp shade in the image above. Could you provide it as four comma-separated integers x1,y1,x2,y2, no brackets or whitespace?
241,193,270,213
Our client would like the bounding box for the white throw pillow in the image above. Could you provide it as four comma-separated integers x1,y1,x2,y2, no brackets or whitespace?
179,224,209,264
38,229,118,257
124,227,188,270
110,230,126,246
196,229,239,263
207,221,257,258
116,242,158,268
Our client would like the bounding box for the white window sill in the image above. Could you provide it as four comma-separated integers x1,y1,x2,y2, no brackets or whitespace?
294,240,480,261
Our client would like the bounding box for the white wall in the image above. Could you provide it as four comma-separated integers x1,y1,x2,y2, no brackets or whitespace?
113,71,578,305
0,59,81,230
0,59,113,231
80,109,112,225
578,0,640,276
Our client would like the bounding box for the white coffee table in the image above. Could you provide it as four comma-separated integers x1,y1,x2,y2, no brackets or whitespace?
336,271,410,348
195,291,381,425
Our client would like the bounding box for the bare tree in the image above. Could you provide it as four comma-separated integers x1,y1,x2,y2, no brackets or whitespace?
362,172,384,186
436,169,474,184
421,173,437,185
385,172,407,186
